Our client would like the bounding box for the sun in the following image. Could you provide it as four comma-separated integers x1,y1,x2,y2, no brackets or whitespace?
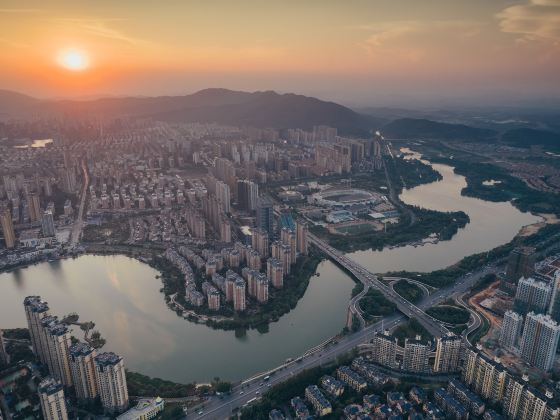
57,49,90,71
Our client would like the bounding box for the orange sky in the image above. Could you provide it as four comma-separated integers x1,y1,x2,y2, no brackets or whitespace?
1,0,559,106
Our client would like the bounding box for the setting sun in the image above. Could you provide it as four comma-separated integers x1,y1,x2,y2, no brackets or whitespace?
57,50,89,71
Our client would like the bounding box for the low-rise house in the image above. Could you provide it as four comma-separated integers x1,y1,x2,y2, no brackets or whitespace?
434,388,469,420
409,387,427,404
305,385,332,417
423,402,445,419
448,379,485,417
352,357,389,386
363,394,381,410
290,397,310,419
344,404,363,419
116,397,164,420
337,366,367,392
320,375,344,397
387,392,406,407
268,409,285,420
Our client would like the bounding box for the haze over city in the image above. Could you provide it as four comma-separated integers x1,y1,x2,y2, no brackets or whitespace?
1,0,560,106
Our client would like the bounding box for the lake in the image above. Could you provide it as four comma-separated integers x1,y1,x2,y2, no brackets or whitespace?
0,151,541,382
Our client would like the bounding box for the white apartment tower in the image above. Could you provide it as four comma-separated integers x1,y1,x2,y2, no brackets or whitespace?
95,352,129,414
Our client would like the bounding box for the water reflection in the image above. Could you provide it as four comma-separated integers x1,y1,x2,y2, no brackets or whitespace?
0,256,353,383
347,150,540,273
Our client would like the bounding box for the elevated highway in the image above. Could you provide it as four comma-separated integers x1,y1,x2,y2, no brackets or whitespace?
308,233,449,337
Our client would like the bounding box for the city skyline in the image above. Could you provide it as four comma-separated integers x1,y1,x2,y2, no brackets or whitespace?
0,0,559,107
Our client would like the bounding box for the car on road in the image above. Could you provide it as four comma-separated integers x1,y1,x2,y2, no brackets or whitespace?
256,391,260,395
197,410,204,416
240,391,244,395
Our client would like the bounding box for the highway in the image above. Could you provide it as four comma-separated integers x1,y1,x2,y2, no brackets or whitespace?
70,159,89,247
309,233,449,337
192,238,498,419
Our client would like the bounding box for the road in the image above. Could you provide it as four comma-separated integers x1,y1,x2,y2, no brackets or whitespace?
70,159,89,247
192,240,498,419
309,233,449,338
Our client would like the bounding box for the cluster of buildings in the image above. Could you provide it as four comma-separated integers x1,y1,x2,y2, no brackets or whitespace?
462,345,558,420
23,296,130,418
266,337,559,420
495,247,560,372
368,331,462,374
274,354,447,419
164,218,308,314
0,139,80,253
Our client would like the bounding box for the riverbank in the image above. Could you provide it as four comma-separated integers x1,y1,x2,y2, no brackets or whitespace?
311,206,469,253
153,253,323,332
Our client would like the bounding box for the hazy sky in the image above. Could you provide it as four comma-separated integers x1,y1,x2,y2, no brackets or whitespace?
1,0,559,107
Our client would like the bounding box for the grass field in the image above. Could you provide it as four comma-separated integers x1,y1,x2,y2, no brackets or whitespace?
336,223,376,235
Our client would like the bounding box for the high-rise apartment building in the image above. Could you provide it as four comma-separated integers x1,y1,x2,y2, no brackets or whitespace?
24,296,51,364
0,208,16,248
216,180,231,214
503,247,536,293
462,346,507,403
547,271,560,323
371,331,397,368
433,333,462,373
237,180,258,211
28,193,41,223
256,196,274,237
402,337,429,373
42,209,56,237
95,352,129,414
267,258,284,289
520,312,560,372
233,278,246,311
251,228,269,257
256,273,269,303
44,320,73,387
499,311,523,350
296,220,308,255
69,342,99,401
280,243,292,275
503,373,559,420
514,277,552,315
0,329,8,367
281,228,297,263
38,378,69,420
248,249,261,271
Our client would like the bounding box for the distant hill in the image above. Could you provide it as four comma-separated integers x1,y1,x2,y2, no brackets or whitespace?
0,88,380,135
501,128,560,149
382,118,497,141
0,90,42,117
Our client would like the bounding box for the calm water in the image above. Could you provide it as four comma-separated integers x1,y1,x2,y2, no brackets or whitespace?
14,139,53,149
0,153,541,382
0,257,353,383
348,150,540,272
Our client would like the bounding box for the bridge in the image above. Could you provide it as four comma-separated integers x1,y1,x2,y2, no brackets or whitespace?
308,233,449,338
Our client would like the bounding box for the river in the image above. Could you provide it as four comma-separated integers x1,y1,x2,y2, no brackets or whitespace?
0,152,540,382
0,257,353,383
348,149,540,273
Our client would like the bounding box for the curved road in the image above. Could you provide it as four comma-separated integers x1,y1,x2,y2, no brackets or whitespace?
191,237,498,419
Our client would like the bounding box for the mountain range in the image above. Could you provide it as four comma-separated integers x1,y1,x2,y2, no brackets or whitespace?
0,88,558,148
0,88,380,136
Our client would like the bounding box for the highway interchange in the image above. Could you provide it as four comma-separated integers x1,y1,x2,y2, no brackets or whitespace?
192,234,498,419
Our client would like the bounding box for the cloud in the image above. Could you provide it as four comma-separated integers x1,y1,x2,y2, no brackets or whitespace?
0,8,40,13
47,17,148,46
362,20,485,65
497,0,560,41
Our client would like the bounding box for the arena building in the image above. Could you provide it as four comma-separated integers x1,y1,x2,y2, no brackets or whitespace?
309,188,382,209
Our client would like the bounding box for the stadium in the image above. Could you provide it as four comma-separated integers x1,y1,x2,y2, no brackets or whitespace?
309,188,382,209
